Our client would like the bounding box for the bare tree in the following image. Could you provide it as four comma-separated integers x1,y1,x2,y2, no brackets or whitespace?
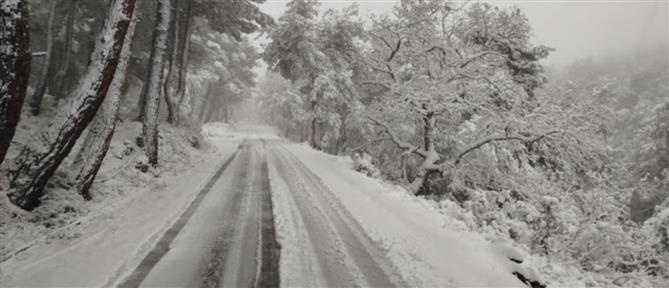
0,0,31,166
8,0,138,210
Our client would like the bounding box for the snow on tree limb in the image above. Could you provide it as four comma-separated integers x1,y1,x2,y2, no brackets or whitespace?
367,116,427,158
453,130,562,166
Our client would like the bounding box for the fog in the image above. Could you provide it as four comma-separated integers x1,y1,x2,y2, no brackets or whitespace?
259,0,669,66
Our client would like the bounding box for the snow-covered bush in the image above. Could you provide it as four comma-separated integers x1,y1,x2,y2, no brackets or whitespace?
352,151,381,178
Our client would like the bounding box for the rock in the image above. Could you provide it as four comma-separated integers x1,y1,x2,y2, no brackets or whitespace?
135,136,144,148
135,162,149,173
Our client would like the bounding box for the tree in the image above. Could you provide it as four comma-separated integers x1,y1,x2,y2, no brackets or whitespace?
51,0,78,100
188,31,259,123
164,0,192,125
140,0,171,167
70,13,138,199
361,1,553,194
7,0,138,210
264,0,339,148
0,0,31,166
163,0,272,125
27,0,56,115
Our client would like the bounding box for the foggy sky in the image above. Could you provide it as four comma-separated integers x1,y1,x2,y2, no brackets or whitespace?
258,0,669,66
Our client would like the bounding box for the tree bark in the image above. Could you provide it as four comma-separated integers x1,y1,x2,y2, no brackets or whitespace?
70,14,137,200
310,101,319,149
7,0,137,210
51,0,77,100
168,0,193,125
28,0,57,116
141,0,171,167
197,82,214,122
0,0,31,166
162,0,177,121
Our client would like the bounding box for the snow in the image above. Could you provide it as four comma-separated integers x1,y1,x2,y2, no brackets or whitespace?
267,154,331,287
277,141,524,287
1,124,612,287
0,123,242,287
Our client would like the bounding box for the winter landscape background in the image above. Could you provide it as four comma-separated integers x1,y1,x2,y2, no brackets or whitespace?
0,0,668,287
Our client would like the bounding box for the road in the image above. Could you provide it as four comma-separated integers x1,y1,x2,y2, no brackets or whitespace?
118,139,405,288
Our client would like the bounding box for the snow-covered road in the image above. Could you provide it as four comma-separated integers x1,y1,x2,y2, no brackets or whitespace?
269,142,405,288
2,127,524,287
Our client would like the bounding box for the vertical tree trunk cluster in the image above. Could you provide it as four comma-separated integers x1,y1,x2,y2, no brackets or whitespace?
0,0,31,166
7,0,138,210
141,0,172,167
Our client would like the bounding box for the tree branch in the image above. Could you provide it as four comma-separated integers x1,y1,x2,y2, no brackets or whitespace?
367,116,427,158
358,81,391,90
454,130,561,166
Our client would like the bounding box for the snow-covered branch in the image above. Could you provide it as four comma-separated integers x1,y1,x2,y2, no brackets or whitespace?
453,130,562,166
367,116,427,158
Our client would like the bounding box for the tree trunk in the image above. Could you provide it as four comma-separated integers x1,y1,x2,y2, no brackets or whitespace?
7,0,137,210
28,0,57,116
410,112,439,194
51,0,77,100
169,0,193,125
70,15,137,200
309,101,319,149
162,0,177,122
141,0,171,167
0,0,31,166
204,93,218,123
197,81,213,122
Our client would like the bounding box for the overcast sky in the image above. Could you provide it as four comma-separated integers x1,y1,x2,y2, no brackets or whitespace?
257,0,668,66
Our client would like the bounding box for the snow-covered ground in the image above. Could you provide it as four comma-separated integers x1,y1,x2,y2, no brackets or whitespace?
274,140,526,287
0,122,242,287
3,123,556,287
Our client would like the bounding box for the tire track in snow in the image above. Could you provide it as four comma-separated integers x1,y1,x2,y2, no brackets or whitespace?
255,140,281,288
203,140,280,288
116,143,241,288
269,142,405,288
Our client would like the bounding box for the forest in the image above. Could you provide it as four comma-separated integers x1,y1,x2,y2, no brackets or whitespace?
1,0,668,286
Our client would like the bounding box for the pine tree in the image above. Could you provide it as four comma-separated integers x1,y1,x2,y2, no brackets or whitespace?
140,0,171,167
0,0,31,166
8,0,138,210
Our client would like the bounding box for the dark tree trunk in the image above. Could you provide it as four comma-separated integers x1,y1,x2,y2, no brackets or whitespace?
198,82,213,122
0,0,31,166
162,0,177,123
28,0,57,116
70,16,137,200
141,0,172,167
51,0,77,100
223,106,230,123
310,101,318,149
204,94,217,123
169,0,193,125
7,0,137,210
